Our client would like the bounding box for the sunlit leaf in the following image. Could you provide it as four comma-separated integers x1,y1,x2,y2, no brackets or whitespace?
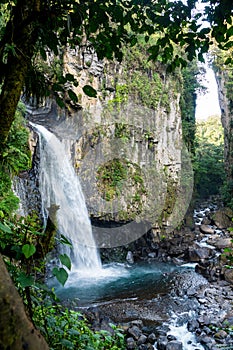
52,267,68,286
59,253,71,270
0,222,12,233
22,244,36,259
83,85,97,98
17,272,34,288
68,89,78,102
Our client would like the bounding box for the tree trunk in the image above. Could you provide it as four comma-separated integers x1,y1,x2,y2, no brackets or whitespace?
0,254,49,350
0,0,41,150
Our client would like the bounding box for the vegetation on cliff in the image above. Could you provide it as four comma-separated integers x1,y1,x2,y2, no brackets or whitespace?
0,0,233,348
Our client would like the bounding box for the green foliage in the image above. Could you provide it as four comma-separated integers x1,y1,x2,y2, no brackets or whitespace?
194,116,225,198
2,102,31,173
33,302,125,350
121,43,165,110
180,61,204,153
97,158,128,201
221,181,233,210
0,103,31,218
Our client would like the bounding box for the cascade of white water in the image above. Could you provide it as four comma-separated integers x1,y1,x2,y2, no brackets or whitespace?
32,123,102,271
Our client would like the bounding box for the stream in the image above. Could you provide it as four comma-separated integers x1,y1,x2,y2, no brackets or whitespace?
15,124,233,349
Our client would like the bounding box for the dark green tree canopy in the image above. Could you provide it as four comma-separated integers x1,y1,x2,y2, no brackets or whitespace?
0,0,232,147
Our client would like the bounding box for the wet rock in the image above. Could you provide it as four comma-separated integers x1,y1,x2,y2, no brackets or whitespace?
211,207,233,229
188,247,212,261
128,325,142,340
127,337,136,349
148,252,156,258
137,334,147,345
214,238,232,249
214,330,228,339
138,345,148,350
224,269,233,284
167,335,177,341
126,251,134,264
199,225,215,235
199,335,216,349
202,217,211,225
166,340,183,350
157,336,168,350
131,320,143,327
197,315,211,326
147,333,156,344
187,319,199,332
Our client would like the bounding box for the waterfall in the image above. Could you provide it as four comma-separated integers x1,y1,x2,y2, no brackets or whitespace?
32,123,102,271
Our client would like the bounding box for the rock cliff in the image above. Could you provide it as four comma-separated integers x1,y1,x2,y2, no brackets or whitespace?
26,45,193,241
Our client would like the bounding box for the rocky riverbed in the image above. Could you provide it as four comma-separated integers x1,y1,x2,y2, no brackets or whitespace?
64,198,233,350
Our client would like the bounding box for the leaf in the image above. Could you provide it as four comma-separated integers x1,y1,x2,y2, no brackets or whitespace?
52,267,68,286
59,234,72,247
68,89,78,103
65,73,75,82
17,272,34,288
83,85,97,98
60,339,74,349
59,254,71,270
22,244,36,259
0,222,12,234
56,95,65,108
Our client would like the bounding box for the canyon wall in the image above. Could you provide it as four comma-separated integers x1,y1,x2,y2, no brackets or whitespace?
26,46,193,241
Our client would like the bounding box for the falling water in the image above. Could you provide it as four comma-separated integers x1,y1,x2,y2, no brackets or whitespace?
32,123,102,271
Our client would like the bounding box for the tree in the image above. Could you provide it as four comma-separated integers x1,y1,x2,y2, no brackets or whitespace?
0,253,49,350
0,0,232,150
0,0,232,346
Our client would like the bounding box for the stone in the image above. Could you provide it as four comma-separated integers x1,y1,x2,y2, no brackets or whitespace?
131,319,143,327
167,335,176,341
214,330,228,339
166,340,183,350
126,251,134,264
147,333,156,344
214,238,232,249
224,269,233,284
137,334,147,345
211,208,233,229
202,217,211,225
199,225,215,235
188,247,212,261
127,337,136,349
157,336,168,350
187,319,199,332
197,315,211,326
128,325,142,340
138,345,148,350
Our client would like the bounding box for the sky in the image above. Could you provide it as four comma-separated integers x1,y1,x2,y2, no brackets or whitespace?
195,66,221,120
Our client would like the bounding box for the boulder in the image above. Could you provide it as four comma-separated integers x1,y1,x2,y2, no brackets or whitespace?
224,269,233,284
147,333,156,344
128,325,142,340
211,208,233,229
137,334,147,346
166,340,183,350
126,251,134,264
188,247,212,262
214,330,228,339
199,225,215,235
157,336,168,350
127,337,136,349
214,238,232,250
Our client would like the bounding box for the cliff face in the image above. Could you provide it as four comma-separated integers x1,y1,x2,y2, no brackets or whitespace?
214,68,233,184
27,45,193,238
